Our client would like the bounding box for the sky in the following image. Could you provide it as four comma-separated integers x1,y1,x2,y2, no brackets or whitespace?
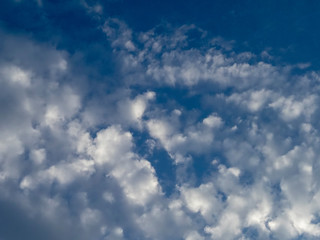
1,0,320,239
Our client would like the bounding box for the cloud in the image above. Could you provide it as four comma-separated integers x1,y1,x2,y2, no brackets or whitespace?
180,182,222,221
269,94,317,122
92,125,162,206
102,19,288,89
2,7,320,240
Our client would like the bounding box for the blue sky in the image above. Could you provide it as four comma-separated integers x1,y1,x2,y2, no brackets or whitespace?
1,1,320,240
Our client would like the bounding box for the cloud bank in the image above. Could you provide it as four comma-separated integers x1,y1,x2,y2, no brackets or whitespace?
1,2,320,239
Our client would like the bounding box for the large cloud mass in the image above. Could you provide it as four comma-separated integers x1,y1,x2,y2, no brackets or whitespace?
1,1,320,239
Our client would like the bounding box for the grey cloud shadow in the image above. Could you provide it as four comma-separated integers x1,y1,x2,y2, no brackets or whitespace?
0,197,82,240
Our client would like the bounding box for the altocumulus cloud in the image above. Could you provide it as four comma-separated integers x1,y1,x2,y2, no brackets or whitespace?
1,1,320,240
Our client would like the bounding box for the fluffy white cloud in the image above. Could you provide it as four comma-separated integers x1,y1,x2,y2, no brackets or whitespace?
226,89,274,112
2,15,320,240
269,94,317,122
92,125,162,205
146,111,223,164
180,182,222,221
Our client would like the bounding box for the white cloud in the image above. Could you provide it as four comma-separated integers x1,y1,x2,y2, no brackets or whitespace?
29,148,46,165
184,231,205,240
103,20,286,89
20,159,95,189
1,65,32,87
137,201,193,240
226,89,274,112
180,182,222,221
117,91,156,128
92,125,162,205
3,16,320,240
203,113,223,128
146,112,222,163
269,94,317,121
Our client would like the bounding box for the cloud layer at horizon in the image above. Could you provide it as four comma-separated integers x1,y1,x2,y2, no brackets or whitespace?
1,1,320,240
